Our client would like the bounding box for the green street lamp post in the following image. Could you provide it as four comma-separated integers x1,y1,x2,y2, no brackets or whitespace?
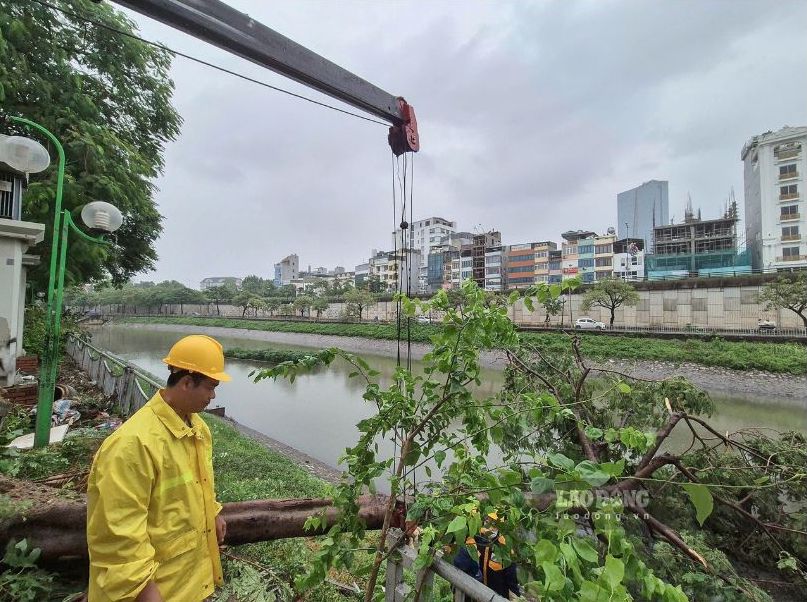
7,116,122,448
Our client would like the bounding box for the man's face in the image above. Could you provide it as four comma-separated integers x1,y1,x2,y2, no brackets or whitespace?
181,375,219,413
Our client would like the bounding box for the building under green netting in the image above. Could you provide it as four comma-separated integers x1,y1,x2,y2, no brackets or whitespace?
646,248,752,280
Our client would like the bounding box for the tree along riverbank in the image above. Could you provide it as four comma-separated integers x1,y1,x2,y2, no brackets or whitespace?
121,316,807,375
121,321,807,402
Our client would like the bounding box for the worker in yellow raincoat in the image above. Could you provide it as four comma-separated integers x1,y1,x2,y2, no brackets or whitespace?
86,335,231,601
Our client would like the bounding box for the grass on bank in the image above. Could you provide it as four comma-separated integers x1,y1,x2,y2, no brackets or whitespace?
204,415,366,602
125,316,807,375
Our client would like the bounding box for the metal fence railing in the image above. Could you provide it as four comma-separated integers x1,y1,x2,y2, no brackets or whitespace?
384,529,508,602
65,335,163,418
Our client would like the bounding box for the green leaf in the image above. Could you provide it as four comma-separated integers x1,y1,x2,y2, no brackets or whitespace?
572,538,599,563
599,459,626,477
402,444,421,466
433,450,446,467
682,483,714,526
617,382,631,394
534,539,558,563
548,453,575,472
579,580,608,602
602,554,625,591
541,561,565,592
530,476,555,494
445,515,467,533
584,426,604,440
498,469,522,487
575,461,611,487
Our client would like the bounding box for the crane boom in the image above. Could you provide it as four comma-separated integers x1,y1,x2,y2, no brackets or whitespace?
110,0,419,154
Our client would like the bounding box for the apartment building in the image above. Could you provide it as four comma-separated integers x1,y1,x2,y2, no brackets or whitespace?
391,216,456,292
506,241,558,289
593,232,616,282
612,239,645,281
533,241,556,284
484,244,506,291
273,254,299,286
426,232,473,291
547,250,563,284
742,126,807,271
369,249,421,293
561,230,594,281
470,231,501,288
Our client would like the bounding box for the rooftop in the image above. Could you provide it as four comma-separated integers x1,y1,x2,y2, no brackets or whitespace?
741,125,807,160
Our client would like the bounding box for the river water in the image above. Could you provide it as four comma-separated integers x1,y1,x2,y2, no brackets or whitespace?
87,324,807,472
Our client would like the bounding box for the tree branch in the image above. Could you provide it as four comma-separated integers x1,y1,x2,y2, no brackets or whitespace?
625,503,709,568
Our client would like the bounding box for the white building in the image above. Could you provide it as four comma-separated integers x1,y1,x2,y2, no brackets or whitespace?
369,249,421,293
742,126,807,271
391,217,456,292
612,239,645,281
274,253,299,286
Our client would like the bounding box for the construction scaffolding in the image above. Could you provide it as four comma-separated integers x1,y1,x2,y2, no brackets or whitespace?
646,201,751,278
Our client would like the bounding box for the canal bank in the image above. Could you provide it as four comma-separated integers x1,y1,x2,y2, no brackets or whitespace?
113,322,807,403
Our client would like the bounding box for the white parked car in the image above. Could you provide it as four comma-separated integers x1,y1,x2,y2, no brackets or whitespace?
575,317,606,330
757,319,777,333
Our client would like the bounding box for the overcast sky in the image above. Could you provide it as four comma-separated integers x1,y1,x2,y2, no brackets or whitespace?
119,0,807,288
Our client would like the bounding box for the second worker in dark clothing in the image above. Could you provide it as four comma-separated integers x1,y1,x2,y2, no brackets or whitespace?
453,531,520,598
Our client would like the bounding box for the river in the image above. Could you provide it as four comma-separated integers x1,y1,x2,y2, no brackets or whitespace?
86,324,807,473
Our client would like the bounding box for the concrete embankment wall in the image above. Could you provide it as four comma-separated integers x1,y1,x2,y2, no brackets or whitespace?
101,280,803,330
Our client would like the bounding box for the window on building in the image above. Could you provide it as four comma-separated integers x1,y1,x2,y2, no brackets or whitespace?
578,258,594,268
781,205,799,218
775,143,801,160
782,226,800,239
595,244,612,254
782,247,800,259
780,164,797,177
486,266,501,275
780,184,798,198
578,245,594,254
595,257,612,267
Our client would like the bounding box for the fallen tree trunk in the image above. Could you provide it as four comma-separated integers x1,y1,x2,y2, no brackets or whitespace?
0,476,391,560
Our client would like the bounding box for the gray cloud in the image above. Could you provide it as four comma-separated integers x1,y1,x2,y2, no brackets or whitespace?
121,0,807,287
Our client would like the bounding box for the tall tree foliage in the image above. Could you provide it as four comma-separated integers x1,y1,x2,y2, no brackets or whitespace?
0,0,181,289
759,274,807,328
259,281,806,601
581,277,640,326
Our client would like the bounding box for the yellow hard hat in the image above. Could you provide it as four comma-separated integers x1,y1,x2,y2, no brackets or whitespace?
162,335,231,382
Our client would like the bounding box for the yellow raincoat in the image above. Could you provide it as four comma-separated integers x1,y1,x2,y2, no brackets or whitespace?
87,391,224,601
